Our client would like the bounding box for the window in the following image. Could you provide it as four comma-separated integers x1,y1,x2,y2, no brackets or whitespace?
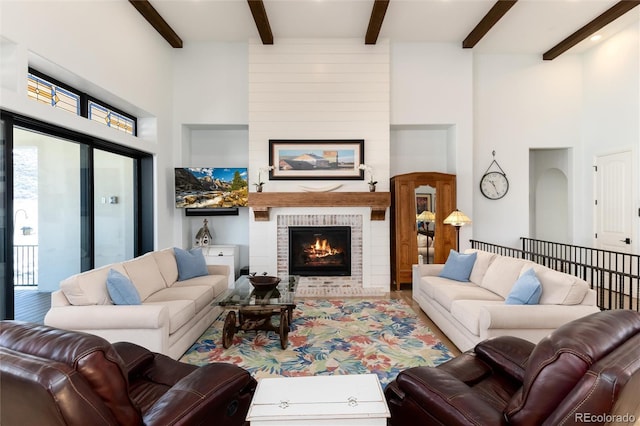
89,101,136,135
26,69,137,136
27,73,80,115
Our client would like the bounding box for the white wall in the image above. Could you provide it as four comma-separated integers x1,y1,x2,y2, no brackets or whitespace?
581,21,639,250
0,0,176,250
390,43,474,250
473,54,583,247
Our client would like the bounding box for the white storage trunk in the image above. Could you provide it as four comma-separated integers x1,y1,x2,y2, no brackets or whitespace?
246,374,390,426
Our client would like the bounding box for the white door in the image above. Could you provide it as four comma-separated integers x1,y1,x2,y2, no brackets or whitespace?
595,150,633,253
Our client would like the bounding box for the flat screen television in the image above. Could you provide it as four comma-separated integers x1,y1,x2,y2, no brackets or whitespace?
175,167,248,208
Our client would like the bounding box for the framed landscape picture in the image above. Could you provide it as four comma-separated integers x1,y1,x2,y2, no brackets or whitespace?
269,139,365,180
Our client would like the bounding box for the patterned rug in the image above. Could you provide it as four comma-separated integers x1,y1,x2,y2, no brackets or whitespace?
180,299,454,388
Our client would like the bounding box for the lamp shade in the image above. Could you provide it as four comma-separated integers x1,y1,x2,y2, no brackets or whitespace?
443,209,472,227
416,211,435,222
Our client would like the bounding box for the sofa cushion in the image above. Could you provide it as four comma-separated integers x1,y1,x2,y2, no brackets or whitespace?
60,264,128,305
122,253,167,301
416,275,455,299
144,286,213,313
172,274,228,298
530,265,589,305
106,269,141,305
143,299,195,334
439,250,477,282
174,247,209,281
432,282,503,311
505,268,542,305
152,248,179,286
481,257,534,299
465,249,497,286
450,300,506,336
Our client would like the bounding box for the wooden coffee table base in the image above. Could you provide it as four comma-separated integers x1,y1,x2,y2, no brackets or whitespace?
222,306,291,349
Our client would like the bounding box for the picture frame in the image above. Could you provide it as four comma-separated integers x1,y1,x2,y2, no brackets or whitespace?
269,139,365,180
416,193,433,214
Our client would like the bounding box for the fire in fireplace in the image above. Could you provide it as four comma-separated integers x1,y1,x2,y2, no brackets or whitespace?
288,226,351,276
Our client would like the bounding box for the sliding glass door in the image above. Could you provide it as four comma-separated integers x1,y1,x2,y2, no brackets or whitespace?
2,112,153,322
94,149,135,267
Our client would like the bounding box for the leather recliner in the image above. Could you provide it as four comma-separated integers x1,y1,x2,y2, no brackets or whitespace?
0,321,257,426
385,309,640,426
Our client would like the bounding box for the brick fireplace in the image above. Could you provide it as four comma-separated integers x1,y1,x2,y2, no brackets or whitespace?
247,193,391,292
278,214,362,285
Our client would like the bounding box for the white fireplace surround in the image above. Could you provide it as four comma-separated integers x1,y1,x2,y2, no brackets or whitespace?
248,206,390,291
277,214,363,286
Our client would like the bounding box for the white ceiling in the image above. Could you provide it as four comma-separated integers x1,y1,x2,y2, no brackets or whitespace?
149,0,640,56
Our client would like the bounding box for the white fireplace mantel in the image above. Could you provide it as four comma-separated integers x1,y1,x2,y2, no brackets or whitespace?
248,192,391,221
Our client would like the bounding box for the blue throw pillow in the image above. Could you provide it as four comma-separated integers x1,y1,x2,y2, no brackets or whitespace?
505,268,542,305
174,247,209,281
106,269,141,305
439,250,477,282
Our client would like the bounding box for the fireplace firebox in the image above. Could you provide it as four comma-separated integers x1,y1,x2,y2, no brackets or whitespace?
288,226,351,276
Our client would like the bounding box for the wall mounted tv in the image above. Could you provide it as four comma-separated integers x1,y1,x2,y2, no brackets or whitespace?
175,167,248,214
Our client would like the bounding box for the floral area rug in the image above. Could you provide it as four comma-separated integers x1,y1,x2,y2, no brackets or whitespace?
180,298,454,388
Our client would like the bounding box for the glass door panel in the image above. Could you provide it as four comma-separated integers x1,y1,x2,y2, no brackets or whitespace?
13,127,83,321
94,149,134,267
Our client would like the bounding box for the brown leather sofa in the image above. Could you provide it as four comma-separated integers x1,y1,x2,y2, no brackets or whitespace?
385,309,640,426
0,321,257,426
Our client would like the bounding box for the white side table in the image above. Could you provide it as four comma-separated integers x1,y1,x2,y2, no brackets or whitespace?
246,374,390,425
199,245,239,288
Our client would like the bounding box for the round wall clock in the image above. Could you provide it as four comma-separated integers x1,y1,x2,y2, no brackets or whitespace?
480,151,509,200
480,171,509,200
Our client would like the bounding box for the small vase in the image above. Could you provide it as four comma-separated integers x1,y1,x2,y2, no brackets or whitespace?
256,184,263,193
368,183,376,192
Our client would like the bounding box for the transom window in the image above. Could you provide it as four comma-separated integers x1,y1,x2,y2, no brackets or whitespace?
89,101,135,134
27,73,80,115
26,69,136,136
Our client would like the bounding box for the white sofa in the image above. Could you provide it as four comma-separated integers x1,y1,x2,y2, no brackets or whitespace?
413,249,601,352
44,248,230,359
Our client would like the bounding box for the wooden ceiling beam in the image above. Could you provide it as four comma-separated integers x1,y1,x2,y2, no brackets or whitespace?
247,0,274,45
463,0,518,48
129,0,182,48
543,0,640,60
365,0,390,45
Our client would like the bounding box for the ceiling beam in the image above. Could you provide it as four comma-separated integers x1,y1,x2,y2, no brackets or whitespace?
129,0,182,48
365,0,390,45
543,0,640,60
462,0,518,49
247,0,274,45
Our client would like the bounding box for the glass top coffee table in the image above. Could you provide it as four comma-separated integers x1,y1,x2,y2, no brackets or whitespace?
212,275,298,349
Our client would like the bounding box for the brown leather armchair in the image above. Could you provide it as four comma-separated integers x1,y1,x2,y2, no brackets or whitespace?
385,310,640,426
0,321,257,426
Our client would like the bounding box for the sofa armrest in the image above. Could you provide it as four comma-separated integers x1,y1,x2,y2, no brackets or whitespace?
387,367,506,426
474,336,535,382
206,264,230,277
478,304,601,332
144,363,256,426
413,263,444,277
44,304,170,330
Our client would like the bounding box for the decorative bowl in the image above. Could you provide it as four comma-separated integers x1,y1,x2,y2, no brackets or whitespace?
248,275,281,292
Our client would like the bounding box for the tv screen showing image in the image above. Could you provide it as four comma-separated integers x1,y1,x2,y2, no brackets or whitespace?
175,167,248,208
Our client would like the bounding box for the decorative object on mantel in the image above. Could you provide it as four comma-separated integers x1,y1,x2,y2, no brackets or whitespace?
298,183,343,192
359,164,378,192
254,165,274,192
195,218,213,246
